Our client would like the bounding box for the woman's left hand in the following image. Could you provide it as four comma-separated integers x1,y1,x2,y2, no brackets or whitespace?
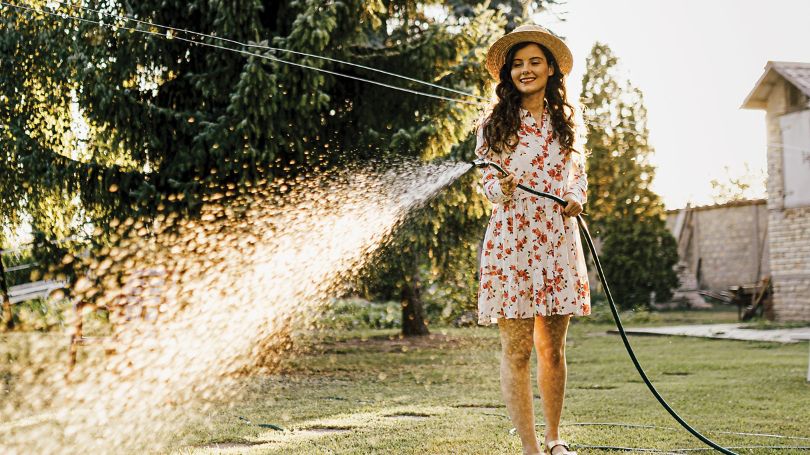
563,194,583,217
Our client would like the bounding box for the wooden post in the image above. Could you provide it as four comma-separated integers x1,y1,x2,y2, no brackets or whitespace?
68,305,83,371
0,252,14,331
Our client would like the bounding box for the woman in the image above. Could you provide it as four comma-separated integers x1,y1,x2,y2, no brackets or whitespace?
475,24,590,455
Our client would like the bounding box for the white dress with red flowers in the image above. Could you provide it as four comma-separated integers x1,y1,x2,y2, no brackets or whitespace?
476,106,591,325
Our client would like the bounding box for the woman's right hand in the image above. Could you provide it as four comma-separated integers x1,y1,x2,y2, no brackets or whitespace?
499,172,516,198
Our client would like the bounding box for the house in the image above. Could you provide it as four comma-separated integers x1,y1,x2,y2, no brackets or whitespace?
741,61,810,322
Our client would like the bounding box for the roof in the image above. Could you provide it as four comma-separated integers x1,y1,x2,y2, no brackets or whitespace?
741,61,810,109
665,198,766,214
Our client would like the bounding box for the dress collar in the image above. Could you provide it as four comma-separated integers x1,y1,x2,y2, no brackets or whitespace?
519,103,549,115
519,104,549,129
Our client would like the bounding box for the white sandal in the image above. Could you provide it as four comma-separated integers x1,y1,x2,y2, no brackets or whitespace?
545,439,577,455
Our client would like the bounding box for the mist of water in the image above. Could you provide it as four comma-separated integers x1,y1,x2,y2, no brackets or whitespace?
0,159,473,454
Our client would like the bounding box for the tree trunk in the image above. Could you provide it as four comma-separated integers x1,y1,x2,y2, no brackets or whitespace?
400,259,429,337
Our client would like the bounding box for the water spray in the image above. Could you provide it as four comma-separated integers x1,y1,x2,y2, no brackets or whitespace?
469,158,739,455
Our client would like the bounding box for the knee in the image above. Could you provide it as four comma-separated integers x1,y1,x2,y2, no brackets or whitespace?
502,347,532,365
538,346,565,365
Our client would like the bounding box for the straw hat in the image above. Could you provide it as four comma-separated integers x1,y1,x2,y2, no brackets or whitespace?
485,24,573,80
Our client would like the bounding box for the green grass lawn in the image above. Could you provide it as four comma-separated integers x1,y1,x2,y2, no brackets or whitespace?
171,309,810,454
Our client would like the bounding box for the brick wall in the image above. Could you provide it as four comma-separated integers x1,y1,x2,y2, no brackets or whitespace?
768,207,810,321
764,79,810,322
666,200,769,291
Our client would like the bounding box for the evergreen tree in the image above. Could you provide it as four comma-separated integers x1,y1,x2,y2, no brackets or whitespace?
2,1,564,335
579,42,679,309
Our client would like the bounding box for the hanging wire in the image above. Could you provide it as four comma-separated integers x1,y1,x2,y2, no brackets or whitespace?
10,0,692,136
0,1,488,107
46,0,492,103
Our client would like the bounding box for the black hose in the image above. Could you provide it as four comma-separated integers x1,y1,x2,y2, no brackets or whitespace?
470,160,738,455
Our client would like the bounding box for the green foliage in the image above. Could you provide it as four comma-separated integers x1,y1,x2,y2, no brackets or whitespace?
6,297,70,332
420,241,480,324
0,247,35,287
447,0,564,30
321,298,401,330
580,43,679,310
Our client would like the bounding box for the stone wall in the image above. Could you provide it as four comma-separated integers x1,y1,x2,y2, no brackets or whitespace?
666,200,769,291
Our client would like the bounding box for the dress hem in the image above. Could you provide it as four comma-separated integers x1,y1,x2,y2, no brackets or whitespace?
477,310,591,326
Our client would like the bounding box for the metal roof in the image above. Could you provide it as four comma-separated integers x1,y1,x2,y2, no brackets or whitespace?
741,61,810,109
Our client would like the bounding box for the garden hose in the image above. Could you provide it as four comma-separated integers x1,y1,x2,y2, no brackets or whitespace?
470,158,738,455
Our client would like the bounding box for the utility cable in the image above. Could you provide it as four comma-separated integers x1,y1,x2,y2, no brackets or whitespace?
46,0,491,102
0,1,485,106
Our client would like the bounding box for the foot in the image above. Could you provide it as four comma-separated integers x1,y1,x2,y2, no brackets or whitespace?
545,439,577,455
522,443,543,455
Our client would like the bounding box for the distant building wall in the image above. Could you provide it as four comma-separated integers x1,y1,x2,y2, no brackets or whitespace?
666,200,769,291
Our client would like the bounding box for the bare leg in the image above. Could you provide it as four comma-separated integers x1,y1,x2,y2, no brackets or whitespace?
534,314,572,454
498,317,542,455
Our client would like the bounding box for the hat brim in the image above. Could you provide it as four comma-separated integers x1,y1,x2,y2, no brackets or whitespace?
485,31,573,80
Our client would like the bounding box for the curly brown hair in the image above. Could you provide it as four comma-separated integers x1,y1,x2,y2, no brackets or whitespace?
483,42,577,155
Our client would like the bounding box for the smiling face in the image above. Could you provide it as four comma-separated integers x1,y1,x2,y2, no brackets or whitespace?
509,43,554,96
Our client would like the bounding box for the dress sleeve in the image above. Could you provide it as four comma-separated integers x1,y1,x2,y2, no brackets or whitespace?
564,149,588,206
475,123,509,204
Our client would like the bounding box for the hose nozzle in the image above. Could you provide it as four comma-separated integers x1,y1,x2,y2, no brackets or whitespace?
472,158,490,168
469,158,507,177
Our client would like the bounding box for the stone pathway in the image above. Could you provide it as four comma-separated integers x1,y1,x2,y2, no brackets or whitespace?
609,323,810,343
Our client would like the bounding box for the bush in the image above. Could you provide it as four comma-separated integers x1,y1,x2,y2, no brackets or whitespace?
422,275,477,327
320,298,401,330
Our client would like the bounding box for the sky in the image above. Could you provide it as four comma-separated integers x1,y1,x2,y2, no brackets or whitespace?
531,0,810,209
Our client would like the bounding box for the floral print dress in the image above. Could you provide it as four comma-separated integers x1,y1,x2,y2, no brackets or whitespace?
476,105,591,325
